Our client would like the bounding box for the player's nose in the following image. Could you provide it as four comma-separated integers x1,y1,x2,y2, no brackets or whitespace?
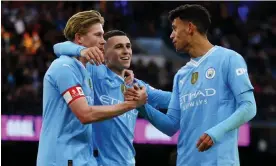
100,38,106,45
170,32,175,40
122,46,131,54
122,50,130,56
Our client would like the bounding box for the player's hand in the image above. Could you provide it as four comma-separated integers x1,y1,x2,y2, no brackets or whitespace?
124,86,148,107
135,86,148,107
124,85,141,101
196,133,214,152
80,47,104,65
124,70,134,85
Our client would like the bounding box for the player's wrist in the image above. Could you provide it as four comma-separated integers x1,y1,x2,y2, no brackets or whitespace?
122,101,136,110
204,131,217,144
78,47,87,57
137,105,146,112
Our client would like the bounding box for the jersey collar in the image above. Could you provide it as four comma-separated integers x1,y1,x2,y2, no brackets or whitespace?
189,45,218,67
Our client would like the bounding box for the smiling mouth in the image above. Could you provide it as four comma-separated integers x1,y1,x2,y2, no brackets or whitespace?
120,57,130,60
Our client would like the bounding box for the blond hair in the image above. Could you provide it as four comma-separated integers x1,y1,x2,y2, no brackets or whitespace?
64,10,104,41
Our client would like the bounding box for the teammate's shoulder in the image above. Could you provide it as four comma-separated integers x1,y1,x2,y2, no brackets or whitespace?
92,64,109,79
47,56,77,75
175,64,189,76
216,46,243,58
94,64,107,71
172,70,183,83
51,56,75,67
215,46,245,64
86,63,106,70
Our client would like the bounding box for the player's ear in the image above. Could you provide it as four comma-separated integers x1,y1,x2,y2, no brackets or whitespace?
75,33,83,45
187,22,195,35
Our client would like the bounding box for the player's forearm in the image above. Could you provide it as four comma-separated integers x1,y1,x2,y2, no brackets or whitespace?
147,87,171,109
154,91,172,109
53,41,85,57
205,91,256,143
83,102,136,123
138,104,179,136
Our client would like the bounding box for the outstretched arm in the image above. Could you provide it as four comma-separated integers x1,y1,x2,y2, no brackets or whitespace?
139,80,171,109
53,41,104,65
53,41,85,57
138,104,180,136
126,76,180,136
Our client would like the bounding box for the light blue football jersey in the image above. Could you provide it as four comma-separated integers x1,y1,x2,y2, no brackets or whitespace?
168,46,254,166
37,56,97,166
86,64,171,166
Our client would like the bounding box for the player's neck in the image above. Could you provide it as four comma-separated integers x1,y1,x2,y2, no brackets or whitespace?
188,35,214,59
108,65,125,78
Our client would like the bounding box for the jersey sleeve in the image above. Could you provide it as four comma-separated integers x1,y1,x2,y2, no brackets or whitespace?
53,41,86,58
138,80,171,109
55,63,85,105
226,52,254,96
136,75,180,136
138,104,180,136
205,90,256,143
167,74,181,123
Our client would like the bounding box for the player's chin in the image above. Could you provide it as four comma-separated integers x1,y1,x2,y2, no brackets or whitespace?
120,61,131,68
123,63,131,69
175,47,186,53
174,45,181,52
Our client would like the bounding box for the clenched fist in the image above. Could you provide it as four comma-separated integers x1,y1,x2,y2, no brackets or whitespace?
196,133,214,152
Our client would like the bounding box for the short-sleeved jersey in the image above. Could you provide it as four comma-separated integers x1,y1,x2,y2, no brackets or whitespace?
37,56,96,166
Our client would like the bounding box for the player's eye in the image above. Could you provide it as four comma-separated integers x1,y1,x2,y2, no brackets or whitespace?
115,45,123,49
95,33,103,37
172,26,176,30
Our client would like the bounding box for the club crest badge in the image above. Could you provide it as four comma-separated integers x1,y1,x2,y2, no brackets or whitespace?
206,67,216,79
121,84,127,94
191,72,199,84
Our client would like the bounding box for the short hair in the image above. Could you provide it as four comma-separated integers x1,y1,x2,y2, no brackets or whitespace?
168,4,211,34
104,30,127,41
64,10,104,41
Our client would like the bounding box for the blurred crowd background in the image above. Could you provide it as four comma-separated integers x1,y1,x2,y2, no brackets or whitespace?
1,1,276,166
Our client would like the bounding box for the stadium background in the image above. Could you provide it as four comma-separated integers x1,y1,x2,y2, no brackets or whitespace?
1,1,276,166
